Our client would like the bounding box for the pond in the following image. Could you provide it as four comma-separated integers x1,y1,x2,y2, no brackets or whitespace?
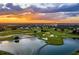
0,36,79,55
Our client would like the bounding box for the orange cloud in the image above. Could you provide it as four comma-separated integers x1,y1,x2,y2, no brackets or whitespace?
58,16,79,23
0,13,79,24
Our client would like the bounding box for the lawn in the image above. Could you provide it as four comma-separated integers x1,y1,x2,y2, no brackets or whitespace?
0,50,13,55
72,50,79,55
0,27,79,42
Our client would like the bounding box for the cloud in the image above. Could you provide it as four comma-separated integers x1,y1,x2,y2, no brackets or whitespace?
6,3,22,11
0,3,79,19
32,12,79,20
0,3,23,11
21,3,79,13
0,3,79,15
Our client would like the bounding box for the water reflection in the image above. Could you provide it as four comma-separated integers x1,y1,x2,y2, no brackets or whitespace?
38,39,79,55
0,37,79,55
72,38,79,40
14,40,19,43
0,37,45,55
37,44,47,54
1,41,10,44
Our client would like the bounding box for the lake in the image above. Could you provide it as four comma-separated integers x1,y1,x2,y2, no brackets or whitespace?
0,36,79,55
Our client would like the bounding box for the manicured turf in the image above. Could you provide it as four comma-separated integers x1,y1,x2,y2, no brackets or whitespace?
0,28,79,42
0,50,13,55
72,50,79,55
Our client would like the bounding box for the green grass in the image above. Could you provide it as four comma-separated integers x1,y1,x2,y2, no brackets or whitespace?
45,37,64,45
32,28,79,45
0,36,14,41
0,29,32,36
34,31,79,40
0,29,34,41
0,50,13,55
72,50,79,55
0,28,79,42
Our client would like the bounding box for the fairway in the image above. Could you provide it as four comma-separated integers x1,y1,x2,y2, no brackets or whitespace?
0,27,79,42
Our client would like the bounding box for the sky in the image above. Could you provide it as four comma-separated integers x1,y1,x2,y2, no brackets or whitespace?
0,3,79,17
0,0,79,3
0,3,79,12
0,0,79,4
0,3,79,23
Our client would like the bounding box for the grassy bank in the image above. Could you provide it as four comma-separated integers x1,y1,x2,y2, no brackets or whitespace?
0,50,13,55
72,50,79,55
0,28,79,41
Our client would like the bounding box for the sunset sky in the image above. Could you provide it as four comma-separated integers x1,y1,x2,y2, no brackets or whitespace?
0,3,79,23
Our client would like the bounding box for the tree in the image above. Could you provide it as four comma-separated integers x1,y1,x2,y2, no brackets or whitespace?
60,28,64,32
34,30,37,33
0,26,5,31
72,29,77,34
54,28,57,31
41,29,46,32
